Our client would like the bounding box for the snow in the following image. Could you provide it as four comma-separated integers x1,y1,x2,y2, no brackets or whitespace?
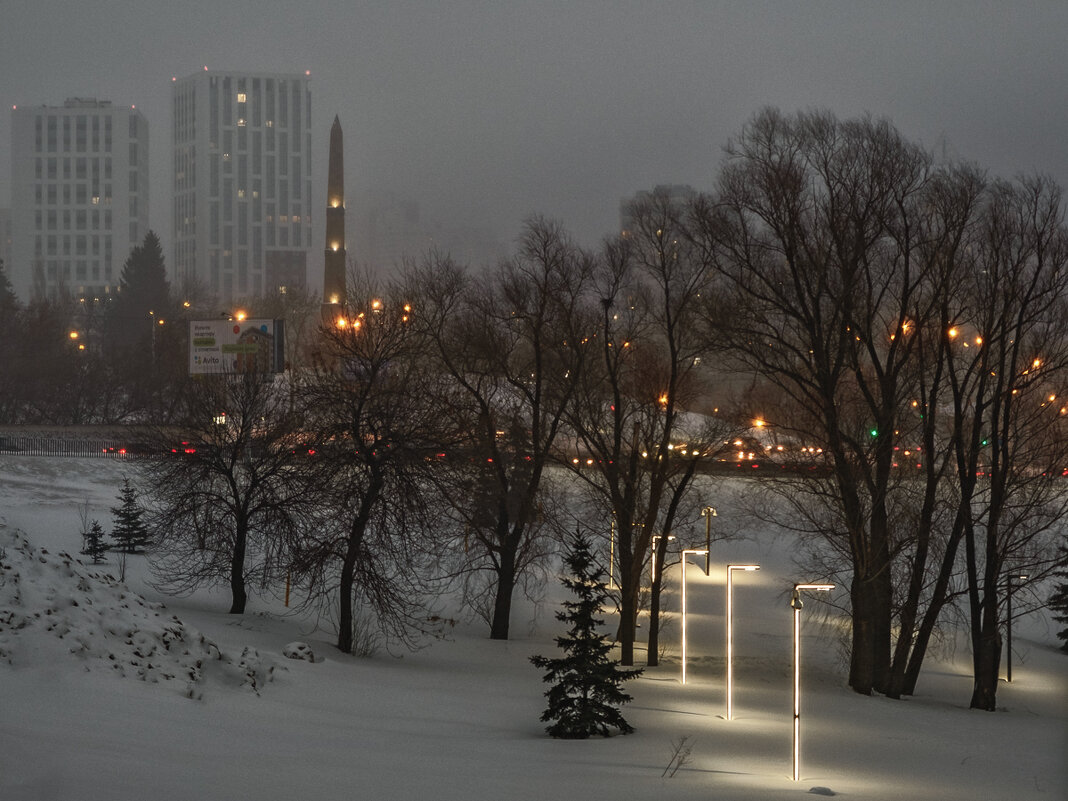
1,456,1065,800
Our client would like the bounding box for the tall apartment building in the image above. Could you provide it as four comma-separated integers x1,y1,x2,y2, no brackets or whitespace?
9,98,149,302
173,70,312,306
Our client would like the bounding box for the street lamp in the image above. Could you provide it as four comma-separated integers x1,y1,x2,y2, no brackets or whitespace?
701,506,717,575
726,564,760,720
680,549,709,684
1005,571,1029,683
650,534,675,582
791,582,834,782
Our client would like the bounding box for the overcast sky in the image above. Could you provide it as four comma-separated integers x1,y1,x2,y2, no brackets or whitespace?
2,0,1066,280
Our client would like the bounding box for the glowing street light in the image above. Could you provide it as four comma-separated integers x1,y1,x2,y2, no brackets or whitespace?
726,564,760,720
701,506,717,575
680,549,708,684
791,582,834,782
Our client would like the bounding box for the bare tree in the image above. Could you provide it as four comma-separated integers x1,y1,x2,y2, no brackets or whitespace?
141,370,312,614
698,108,1068,705
567,189,730,666
697,108,942,694
411,218,592,640
949,175,1068,709
294,285,449,654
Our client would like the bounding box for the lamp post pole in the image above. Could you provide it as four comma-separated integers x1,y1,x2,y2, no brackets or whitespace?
791,582,834,782
726,564,760,720
609,512,616,589
701,506,716,575
1006,572,1028,683
680,549,708,684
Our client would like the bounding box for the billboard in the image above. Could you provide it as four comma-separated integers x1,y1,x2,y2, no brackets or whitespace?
189,319,286,374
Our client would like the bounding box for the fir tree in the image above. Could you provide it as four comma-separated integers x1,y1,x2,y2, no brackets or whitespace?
111,477,150,553
106,230,171,350
1050,542,1068,653
530,533,643,738
81,519,108,564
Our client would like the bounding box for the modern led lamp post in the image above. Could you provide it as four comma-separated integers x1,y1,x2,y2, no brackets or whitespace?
726,564,760,720
791,582,834,782
680,549,708,684
650,534,675,582
1005,571,1029,683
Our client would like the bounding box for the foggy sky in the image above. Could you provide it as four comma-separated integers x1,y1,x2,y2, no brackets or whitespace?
2,0,1066,290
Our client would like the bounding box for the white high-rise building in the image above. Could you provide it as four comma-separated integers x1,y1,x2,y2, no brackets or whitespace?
9,98,149,302
173,70,312,306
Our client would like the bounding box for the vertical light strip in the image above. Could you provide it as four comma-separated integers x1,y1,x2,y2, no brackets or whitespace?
726,564,759,720
793,604,801,781
791,583,834,782
680,550,708,685
681,552,688,684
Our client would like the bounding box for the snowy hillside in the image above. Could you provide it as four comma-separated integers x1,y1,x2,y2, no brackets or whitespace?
0,457,1065,801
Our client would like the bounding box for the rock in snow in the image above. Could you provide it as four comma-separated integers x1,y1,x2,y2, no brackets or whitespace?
0,528,279,698
283,641,316,662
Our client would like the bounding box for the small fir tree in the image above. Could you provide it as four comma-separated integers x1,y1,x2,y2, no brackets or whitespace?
81,519,108,564
1050,542,1068,653
111,477,150,554
530,533,643,738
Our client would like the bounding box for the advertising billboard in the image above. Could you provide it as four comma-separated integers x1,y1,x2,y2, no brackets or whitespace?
189,319,286,374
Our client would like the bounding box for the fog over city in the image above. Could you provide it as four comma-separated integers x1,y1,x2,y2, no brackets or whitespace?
2,0,1067,290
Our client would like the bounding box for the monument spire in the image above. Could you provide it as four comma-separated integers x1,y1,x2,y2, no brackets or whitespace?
323,115,346,310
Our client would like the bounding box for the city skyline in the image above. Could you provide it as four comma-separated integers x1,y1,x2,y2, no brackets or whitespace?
2,2,1066,295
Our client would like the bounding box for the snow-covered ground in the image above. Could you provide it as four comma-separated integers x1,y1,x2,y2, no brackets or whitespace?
1,456,1065,800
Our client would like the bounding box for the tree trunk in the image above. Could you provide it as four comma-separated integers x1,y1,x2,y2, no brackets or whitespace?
228,521,247,614
871,541,894,694
617,567,640,666
848,572,875,695
337,534,360,654
969,627,1001,711
337,477,381,654
489,536,518,640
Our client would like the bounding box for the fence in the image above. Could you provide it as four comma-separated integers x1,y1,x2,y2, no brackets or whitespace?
0,434,138,459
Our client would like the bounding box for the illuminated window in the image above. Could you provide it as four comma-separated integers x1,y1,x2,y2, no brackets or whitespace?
292,214,300,223
236,93,247,103
279,215,288,223
264,120,273,128
237,118,246,127
237,189,245,198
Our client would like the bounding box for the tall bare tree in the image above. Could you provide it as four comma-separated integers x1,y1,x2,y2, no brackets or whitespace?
949,175,1068,709
568,189,728,666
697,108,941,694
411,218,592,640
294,287,447,654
